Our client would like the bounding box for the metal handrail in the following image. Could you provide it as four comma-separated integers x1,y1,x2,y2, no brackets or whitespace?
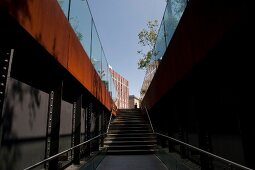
142,105,252,170
106,112,113,133
143,106,154,133
24,133,106,170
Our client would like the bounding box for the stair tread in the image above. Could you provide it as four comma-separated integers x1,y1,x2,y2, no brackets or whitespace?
104,109,157,154
110,126,148,127
104,140,156,143
107,133,155,135
108,129,150,131
110,124,149,126
105,136,156,139
107,149,156,152
106,144,156,147
109,126,148,128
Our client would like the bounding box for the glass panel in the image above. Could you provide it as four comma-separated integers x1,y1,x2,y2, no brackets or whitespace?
57,0,121,104
153,21,166,62
70,0,92,56
91,23,102,76
142,0,188,98
171,0,187,22
57,0,69,17
155,134,246,170
164,2,175,45
101,52,109,90
79,149,107,170
155,146,195,170
151,0,188,63
109,75,117,102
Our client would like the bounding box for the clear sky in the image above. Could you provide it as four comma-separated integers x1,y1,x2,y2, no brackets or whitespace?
87,0,166,97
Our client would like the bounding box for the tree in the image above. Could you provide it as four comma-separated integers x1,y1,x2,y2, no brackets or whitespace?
137,20,158,69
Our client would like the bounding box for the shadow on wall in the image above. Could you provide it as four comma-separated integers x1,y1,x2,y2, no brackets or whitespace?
0,78,41,170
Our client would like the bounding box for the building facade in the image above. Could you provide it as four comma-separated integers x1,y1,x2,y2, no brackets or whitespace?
129,95,140,109
109,66,129,109
140,60,160,99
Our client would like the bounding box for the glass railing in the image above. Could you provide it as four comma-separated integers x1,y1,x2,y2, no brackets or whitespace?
57,0,117,102
79,149,107,170
152,0,187,62
23,134,107,170
141,0,188,98
155,133,252,170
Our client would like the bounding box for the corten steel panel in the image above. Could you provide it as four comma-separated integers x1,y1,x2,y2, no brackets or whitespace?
68,32,92,88
0,0,114,112
142,0,244,110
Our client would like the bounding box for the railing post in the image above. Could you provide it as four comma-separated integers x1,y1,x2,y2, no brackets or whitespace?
92,103,99,152
0,48,14,147
100,109,104,147
199,130,213,170
161,134,167,148
167,130,174,153
45,82,63,170
73,95,82,165
85,102,92,157
144,106,154,133
179,127,187,159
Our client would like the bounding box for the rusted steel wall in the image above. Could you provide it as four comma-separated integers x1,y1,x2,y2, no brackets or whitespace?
0,0,114,113
142,0,244,110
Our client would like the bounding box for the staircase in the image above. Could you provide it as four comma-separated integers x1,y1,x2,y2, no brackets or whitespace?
104,109,157,154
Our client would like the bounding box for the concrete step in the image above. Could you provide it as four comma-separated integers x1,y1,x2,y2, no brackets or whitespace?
109,126,148,129
110,123,149,126
118,109,140,112
112,120,144,124
108,129,152,134
117,113,144,116
106,149,156,155
104,140,157,145
114,117,144,121
104,136,157,141
106,144,156,150
106,133,155,137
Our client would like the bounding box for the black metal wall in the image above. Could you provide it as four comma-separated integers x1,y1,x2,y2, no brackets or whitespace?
142,0,255,169
0,23,112,169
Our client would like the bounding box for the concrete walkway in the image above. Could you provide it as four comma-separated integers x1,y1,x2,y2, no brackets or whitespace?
96,155,168,170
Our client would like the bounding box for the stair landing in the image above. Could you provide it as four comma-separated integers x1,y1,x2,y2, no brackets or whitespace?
96,155,168,170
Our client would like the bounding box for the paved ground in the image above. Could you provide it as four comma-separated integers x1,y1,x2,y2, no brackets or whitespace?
96,155,168,170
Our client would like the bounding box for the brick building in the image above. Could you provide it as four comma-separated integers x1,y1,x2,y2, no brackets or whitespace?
109,66,129,108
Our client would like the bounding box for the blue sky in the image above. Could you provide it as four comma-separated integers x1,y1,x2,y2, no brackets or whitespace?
87,0,166,97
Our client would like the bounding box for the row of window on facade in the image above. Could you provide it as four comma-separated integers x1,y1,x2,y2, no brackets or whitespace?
109,67,140,109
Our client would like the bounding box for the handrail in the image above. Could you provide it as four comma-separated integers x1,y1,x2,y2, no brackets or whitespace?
106,112,113,133
143,106,154,133
142,105,252,170
24,133,106,170
156,133,252,170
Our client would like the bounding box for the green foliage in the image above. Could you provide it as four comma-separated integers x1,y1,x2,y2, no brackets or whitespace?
137,51,152,69
103,80,109,90
76,31,83,41
137,20,158,69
